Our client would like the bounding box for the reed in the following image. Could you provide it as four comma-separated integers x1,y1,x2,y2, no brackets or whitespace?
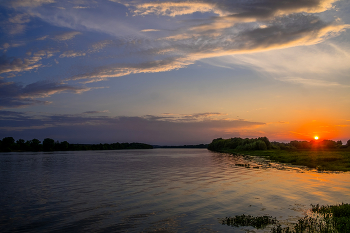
221,203,350,233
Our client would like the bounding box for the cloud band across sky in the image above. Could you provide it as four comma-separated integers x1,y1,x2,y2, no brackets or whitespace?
0,111,265,145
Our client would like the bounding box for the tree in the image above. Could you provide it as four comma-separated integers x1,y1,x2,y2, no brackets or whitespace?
336,140,342,147
30,139,41,151
16,139,26,150
60,141,69,151
256,140,267,150
43,138,55,151
258,137,271,149
1,137,15,151
347,140,350,147
321,140,337,149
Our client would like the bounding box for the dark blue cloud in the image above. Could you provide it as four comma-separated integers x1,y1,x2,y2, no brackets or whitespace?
0,80,91,109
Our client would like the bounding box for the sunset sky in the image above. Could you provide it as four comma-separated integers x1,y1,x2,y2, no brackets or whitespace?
1,0,349,145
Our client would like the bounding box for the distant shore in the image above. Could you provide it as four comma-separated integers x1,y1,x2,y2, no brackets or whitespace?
0,137,153,152
153,144,208,149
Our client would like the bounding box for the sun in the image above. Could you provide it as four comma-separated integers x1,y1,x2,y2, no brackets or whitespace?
314,136,319,140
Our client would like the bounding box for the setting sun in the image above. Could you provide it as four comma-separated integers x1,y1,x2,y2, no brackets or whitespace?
314,136,319,140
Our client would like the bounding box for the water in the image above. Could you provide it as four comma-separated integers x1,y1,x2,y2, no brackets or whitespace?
1,149,350,232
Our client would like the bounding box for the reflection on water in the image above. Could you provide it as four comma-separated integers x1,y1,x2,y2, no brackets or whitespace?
1,149,350,232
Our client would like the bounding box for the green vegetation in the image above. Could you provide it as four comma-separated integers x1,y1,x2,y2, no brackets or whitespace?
221,214,278,229
0,137,153,152
208,137,350,171
221,203,350,233
208,137,272,151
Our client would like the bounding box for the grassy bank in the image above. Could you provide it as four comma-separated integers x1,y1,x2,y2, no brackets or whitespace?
216,148,350,171
221,203,350,232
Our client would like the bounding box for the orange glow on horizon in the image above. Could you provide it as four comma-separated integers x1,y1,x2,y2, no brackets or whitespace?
291,119,339,141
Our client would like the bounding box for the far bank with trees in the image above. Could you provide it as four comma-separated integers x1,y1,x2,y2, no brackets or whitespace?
208,137,350,171
0,137,153,152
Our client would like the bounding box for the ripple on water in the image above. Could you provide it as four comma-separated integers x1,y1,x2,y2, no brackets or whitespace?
1,149,350,232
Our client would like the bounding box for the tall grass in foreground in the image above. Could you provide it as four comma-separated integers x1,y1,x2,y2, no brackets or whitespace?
221,203,350,233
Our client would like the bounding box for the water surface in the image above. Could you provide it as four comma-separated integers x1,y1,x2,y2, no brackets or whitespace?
1,149,350,232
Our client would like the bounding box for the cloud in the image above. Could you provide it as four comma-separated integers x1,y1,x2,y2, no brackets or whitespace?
36,35,49,40
0,80,91,109
73,6,91,9
36,32,81,42
207,42,350,87
0,49,58,76
53,31,82,41
6,0,55,8
68,56,194,82
59,50,86,58
8,13,31,24
0,42,25,52
275,77,350,87
141,29,161,32
0,56,41,75
0,112,266,144
67,13,349,83
2,0,348,87
132,2,226,17
130,0,337,18
83,110,110,114
1,13,31,35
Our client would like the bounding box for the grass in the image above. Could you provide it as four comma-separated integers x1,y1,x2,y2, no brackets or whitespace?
221,214,278,229
221,203,350,233
218,148,350,171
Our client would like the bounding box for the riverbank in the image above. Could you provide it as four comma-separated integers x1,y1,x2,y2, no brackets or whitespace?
221,203,350,232
214,148,350,171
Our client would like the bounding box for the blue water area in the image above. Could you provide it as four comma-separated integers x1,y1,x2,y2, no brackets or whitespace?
1,149,350,232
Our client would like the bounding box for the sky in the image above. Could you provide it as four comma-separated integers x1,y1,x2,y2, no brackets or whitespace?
0,0,350,145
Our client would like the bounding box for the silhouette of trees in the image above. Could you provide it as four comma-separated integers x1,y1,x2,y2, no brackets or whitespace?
0,137,153,152
208,137,350,152
1,137,15,152
43,138,55,151
30,139,41,151
208,137,270,151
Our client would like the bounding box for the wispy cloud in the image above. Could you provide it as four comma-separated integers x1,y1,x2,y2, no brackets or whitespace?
83,110,110,114
0,49,59,76
207,43,350,87
0,42,25,52
132,2,226,17
7,0,346,86
68,56,194,83
68,14,349,83
1,13,31,35
6,0,55,8
275,77,350,87
141,29,161,32
59,50,86,58
129,0,337,18
36,35,49,40
53,31,82,41
0,80,91,109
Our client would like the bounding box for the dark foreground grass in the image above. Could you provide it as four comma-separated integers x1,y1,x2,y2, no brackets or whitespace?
218,149,350,171
221,203,350,233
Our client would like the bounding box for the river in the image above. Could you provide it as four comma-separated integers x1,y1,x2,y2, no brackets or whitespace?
1,148,350,232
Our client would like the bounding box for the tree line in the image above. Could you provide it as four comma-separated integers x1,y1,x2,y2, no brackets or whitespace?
208,137,350,152
208,137,272,151
0,137,153,152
